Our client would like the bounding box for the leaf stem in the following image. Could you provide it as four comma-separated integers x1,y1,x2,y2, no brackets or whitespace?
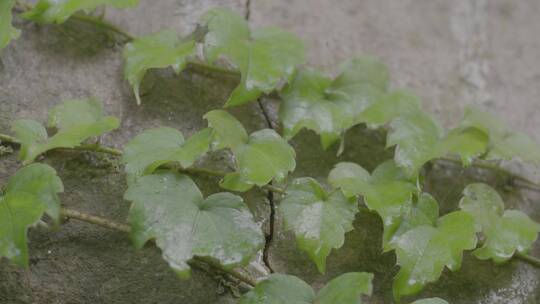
0,133,19,144
515,252,540,268
59,207,257,287
60,208,130,233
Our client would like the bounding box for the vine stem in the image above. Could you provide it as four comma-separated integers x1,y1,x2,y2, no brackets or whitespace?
59,207,257,287
0,132,287,195
515,252,540,268
2,131,538,193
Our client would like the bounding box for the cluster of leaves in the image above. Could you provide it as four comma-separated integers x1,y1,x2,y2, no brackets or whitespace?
1,0,141,52
3,3,540,304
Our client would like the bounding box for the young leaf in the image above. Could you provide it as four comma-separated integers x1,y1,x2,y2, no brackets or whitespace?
239,272,373,304
459,183,540,263
205,110,296,191
123,30,196,105
412,299,449,304
392,211,477,300
122,127,211,182
459,106,540,163
12,98,119,164
0,164,63,267
279,58,389,149
315,272,373,304
0,0,20,51
328,160,418,248
280,178,358,273
203,8,305,106
21,0,140,24
124,172,264,278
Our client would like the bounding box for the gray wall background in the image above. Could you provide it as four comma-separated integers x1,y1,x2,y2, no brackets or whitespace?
1,1,539,303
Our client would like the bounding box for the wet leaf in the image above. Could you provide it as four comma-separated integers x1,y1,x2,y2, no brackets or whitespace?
122,127,211,182
412,299,449,304
392,211,477,300
279,58,388,149
12,98,119,164
0,0,20,51
459,183,540,263
0,164,63,267
328,160,418,248
124,172,264,278
123,30,196,105
203,8,305,106
460,106,540,163
22,0,139,24
280,178,358,273
205,110,295,191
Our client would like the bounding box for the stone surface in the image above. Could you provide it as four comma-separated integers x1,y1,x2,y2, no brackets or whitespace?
2,0,540,303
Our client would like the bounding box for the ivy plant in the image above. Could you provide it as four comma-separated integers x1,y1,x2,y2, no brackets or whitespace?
2,2,540,304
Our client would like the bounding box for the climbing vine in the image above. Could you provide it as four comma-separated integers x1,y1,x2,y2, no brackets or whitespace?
2,1,540,303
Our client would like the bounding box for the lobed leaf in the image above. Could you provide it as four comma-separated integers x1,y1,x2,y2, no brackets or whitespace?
387,110,442,177
0,164,63,267
392,211,477,300
279,58,389,149
12,98,119,164
203,8,305,106
459,183,540,263
205,110,296,191
0,0,20,51
459,106,540,163
123,30,196,105
239,272,373,304
122,127,211,183
280,178,358,273
328,160,418,248
124,172,264,278
21,0,139,24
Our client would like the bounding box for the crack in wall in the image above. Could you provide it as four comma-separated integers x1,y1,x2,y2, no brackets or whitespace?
243,0,275,274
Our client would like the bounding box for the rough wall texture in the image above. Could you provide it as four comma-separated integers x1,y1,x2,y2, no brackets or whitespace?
1,0,540,303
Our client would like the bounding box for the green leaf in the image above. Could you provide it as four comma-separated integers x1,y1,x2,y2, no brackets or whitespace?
460,106,540,163
387,110,442,177
239,272,373,304
439,127,488,167
124,172,264,278
204,110,248,150
123,30,196,105
0,164,63,267
122,127,211,182
280,178,358,273
0,0,20,51
459,183,540,263
21,0,139,24
315,272,373,304
239,274,315,304
357,90,421,128
328,160,418,248
5,163,64,222
412,299,449,304
203,8,305,106
12,98,119,164
205,110,296,191
279,58,389,149
279,68,339,148
392,211,477,300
